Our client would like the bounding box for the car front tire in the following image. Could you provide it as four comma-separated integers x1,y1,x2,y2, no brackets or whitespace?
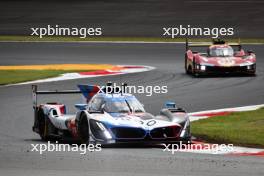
78,113,90,144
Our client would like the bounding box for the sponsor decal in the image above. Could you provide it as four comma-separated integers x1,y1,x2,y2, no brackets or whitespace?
217,57,235,67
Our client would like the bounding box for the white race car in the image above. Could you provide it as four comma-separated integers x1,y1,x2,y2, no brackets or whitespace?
32,83,191,144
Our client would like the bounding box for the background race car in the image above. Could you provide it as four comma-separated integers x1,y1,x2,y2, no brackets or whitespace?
32,83,191,144
185,39,256,77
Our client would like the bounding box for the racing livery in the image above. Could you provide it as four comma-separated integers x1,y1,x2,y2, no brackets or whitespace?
32,83,191,144
185,39,256,76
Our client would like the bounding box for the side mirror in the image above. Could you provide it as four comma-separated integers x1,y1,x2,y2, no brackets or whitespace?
164,101,177,109
75,104,87,110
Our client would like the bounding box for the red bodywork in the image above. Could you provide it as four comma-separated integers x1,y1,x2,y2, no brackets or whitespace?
185,43,256,76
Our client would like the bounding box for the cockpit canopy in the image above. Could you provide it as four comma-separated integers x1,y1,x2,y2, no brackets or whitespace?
88,94,145,113
209,46,234,57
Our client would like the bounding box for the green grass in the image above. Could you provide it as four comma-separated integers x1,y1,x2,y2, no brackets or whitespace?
1,35,264,43
0,70,90,85
191,108,264,148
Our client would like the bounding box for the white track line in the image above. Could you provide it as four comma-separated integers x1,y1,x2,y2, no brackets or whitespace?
189,104,264,122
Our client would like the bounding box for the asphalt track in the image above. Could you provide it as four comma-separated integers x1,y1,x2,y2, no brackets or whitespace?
0,42,264,176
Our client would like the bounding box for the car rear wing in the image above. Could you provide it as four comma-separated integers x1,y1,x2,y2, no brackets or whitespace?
185,38,242,51
32,84,101,130
31,84,83,132
32,85,82,109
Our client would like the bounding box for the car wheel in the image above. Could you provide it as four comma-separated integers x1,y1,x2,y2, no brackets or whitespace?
192,62,200,77
187,66,192,75
192,66,200,77
192,57,198,76
38,109,48,141
78,113,90,144
185,57,189,74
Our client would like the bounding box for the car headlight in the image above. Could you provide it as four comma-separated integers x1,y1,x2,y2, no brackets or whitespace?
184,119,190,129
96,122,106,131
246,64,256,70
240,62,254,67
200,65,206,71
180,119,190,138
103,131,112,139
96,122,112,139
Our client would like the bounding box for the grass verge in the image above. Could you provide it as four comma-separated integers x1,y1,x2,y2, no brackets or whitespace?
191,108,264,148
0,35,264,44
0,70,90,85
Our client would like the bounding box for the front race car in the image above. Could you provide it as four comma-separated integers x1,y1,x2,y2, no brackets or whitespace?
31,84,191,145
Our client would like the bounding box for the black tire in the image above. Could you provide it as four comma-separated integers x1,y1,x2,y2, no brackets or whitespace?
192,58,200,77
192,65,200,77
187,65,192,75
185,55,188,74
78,113,90,144
38,109,48,141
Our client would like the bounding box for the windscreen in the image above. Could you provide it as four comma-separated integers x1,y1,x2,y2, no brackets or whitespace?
104,97,145,113
209,47,234,57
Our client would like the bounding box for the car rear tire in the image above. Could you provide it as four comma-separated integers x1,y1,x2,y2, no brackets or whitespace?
38,109,48,141
186,66,192,75
192,66,200,77
192,59,200,77
185,57,189,74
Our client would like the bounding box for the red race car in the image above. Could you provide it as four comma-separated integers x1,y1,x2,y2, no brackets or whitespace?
185,39,256,77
